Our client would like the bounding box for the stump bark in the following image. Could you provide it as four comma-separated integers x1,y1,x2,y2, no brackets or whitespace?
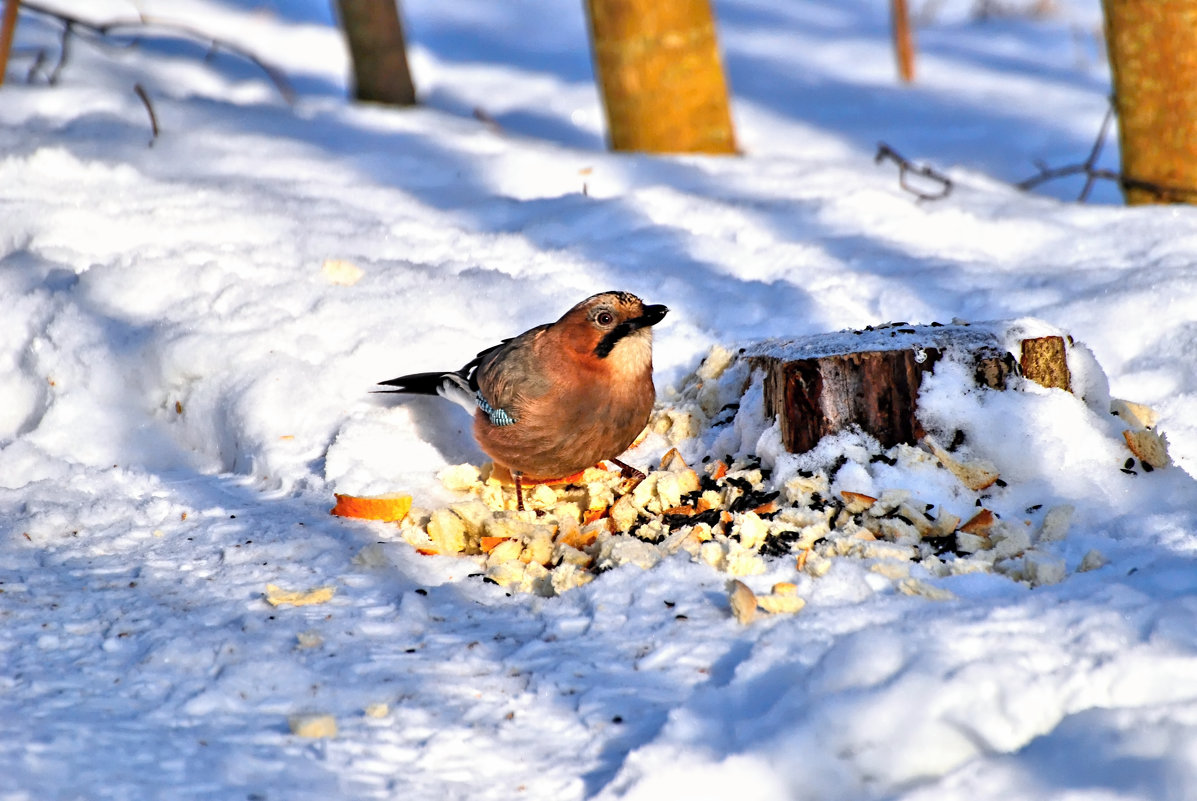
745,323,1070,454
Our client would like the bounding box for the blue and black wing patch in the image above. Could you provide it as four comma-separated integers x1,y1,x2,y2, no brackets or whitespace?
475,391,517,426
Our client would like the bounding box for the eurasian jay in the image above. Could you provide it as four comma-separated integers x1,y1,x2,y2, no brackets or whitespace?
378,291,668,510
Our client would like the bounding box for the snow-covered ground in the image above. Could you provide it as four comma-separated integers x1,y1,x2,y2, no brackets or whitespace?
3,0,1197,798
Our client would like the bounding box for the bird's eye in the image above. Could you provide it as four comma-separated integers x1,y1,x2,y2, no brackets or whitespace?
596,311,614,326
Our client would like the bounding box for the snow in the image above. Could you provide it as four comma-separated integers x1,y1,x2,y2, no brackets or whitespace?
3,0,1197,799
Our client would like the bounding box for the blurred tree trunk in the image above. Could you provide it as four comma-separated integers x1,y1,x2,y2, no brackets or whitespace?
891,0,916,83
0,0,20,88
335,0,416,106
1102,0,1197,204
584,0,736,154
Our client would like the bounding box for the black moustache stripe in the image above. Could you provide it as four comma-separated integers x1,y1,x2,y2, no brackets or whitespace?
594,321,636,359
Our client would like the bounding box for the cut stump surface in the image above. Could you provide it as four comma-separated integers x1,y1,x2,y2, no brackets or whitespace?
744,322,1069,454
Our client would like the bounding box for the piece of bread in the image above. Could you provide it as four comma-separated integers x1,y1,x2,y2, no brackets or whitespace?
1123,428,1171,469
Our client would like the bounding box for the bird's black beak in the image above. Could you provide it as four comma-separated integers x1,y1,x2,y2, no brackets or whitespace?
632,304,669,330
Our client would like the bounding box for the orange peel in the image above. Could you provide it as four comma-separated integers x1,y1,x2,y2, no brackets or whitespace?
330,493,413,523
480,536,511,553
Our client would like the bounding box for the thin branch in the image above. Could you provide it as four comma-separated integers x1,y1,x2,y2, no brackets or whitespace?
47,16,69,84
875,142,953,201
24,45,43,81
1017,105,1114,199
17,0,294,102
133,82,158,145
1015,104,1197,203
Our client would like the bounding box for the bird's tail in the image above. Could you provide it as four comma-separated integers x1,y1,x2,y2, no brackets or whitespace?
376,371,475,415
377,371,450,395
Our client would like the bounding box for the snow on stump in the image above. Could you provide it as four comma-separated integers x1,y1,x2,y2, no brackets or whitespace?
744,321,1070,453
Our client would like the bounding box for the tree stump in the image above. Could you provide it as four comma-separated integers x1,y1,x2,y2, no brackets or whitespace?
744,322,1070,454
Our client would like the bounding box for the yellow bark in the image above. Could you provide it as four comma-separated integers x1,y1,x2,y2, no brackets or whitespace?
891,0,916,83
1,0,20,88
1102,0,1197,204
585,0,737,154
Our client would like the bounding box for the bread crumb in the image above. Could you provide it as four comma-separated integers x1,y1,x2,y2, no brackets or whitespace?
1037,505,1074,542
757,592,805,615
897,578,955,601
1078,549,1108,573
265,584,335,607
296,631,323,649
870,560,911,580
427,508,468,555
439,463,481,492
728,579,757,624
289,714,338,738
1123,428,1171,469
320,258,363,286
924,436,1000,491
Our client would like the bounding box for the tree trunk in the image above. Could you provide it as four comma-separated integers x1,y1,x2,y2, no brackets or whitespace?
891,0,916,83
335,0,416,106
584,0,737,154
1102,0,1197,204
0,0,20,88
746,325,1074,454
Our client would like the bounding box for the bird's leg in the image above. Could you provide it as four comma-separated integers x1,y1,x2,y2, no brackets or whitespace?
610,458,645,481
513,471,525,512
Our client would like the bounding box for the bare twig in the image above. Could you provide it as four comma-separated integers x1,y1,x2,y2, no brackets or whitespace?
46,16,69,84
24,45,43,81
1017,106,1114,200
914,0,949,25
472,106,500,130
1015,104,1197,203
17,0,294,102
875,142,953,201
972,0,1058,20
133,82,158,145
